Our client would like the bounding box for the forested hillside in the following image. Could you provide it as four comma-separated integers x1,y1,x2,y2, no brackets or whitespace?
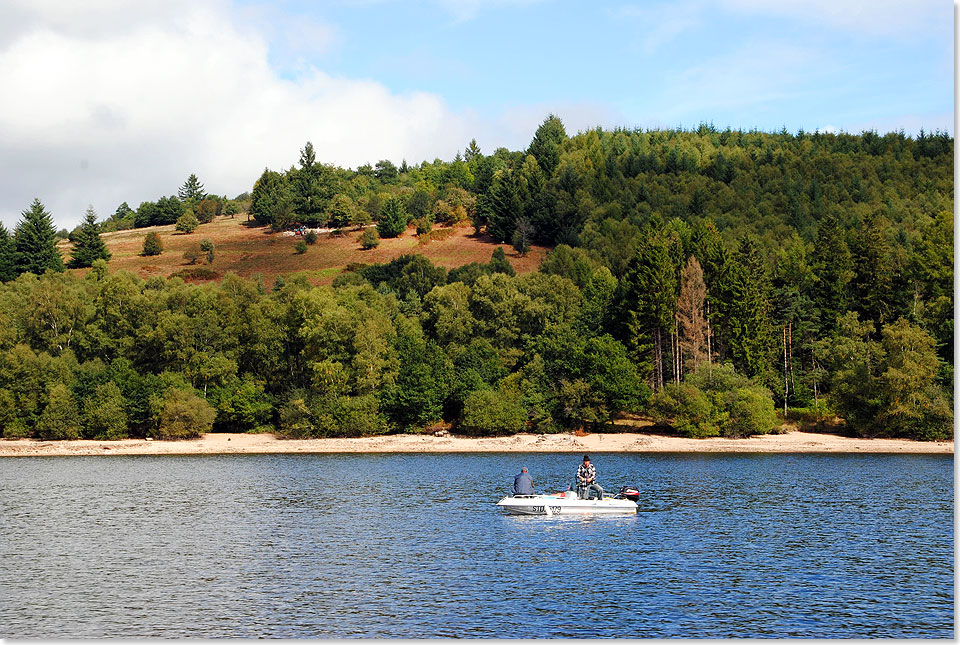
0,118,952,441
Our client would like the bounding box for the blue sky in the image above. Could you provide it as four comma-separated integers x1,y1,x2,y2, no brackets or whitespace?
255,0,953,136
0,0,953,228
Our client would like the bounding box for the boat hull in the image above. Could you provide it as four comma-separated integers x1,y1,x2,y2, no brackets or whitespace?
497,494,637,515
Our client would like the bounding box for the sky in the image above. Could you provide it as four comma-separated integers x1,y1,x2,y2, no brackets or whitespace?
0,0,953,229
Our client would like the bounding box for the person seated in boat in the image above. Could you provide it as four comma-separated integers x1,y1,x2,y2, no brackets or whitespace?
577,455,603,500
513,467,535,496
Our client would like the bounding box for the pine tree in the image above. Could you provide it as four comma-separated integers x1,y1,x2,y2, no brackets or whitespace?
178,173,205,202
68,206,111,268
14,198,63,276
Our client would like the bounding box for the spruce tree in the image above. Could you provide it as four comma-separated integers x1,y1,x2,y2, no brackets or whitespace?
68,206,111,268
726,235,773,380
527,114,567,175
178,173,205,202
14,198,63,275
622,225,679,390
0,223,16,282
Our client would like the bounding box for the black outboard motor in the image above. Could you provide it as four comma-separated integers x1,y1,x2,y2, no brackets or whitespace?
616,486,640,502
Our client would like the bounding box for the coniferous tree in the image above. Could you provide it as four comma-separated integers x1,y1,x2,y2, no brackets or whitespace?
486,170,523,242
178,173,205,202
464,138,482,162
726,235,773,381
527,114,567,175
848,211,892,326
622,225,679,390
0,223,16,282
68,206,111,268
377,196,408,238
251,168,293,228
810,213,853,335
14,198,63,275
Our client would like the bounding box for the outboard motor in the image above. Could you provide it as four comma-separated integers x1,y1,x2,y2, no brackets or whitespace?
616,486,640,502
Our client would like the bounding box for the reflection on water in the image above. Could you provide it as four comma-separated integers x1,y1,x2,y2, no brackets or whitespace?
0,452,953,638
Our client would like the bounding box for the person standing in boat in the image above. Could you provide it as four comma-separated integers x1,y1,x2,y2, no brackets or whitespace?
513,467,535,496
577,455,603,500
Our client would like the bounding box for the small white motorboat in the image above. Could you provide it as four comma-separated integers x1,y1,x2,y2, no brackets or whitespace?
497,486,640,515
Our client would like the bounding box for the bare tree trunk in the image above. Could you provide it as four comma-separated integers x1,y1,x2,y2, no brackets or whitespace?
788,322,795,394
706,300,712,368
783,326,788,416
654,327,663,391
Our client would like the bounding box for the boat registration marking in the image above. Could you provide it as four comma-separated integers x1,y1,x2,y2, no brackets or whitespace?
532,506,562,514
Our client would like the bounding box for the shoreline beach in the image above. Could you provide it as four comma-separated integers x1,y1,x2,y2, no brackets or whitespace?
0,430,952,457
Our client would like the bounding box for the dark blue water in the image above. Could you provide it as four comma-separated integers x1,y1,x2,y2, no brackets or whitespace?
0,453,953,638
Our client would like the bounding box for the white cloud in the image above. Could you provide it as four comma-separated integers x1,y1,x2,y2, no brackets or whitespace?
616,2,706,53
650,39,822,126
719,0,947,39
0,1,475,228
0,0,611,229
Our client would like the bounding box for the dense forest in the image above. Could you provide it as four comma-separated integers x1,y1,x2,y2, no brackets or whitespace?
0,118,952,441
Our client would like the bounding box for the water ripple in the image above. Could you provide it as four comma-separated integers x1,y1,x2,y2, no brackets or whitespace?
0,452,953,638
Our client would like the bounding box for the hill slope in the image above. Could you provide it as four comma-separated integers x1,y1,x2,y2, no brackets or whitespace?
66,217,547,286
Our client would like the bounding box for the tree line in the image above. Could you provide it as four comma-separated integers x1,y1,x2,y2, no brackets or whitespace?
0,117,952,440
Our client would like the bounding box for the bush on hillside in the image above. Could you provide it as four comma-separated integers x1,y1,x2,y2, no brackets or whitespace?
142,232,163,256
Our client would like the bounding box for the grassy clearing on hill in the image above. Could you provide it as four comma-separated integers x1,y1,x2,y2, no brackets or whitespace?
61,216,548,286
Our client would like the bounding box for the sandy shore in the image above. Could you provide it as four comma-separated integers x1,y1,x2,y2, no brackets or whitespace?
0,430,952,457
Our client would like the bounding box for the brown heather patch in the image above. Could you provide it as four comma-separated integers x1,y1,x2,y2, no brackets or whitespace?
82,216,548,287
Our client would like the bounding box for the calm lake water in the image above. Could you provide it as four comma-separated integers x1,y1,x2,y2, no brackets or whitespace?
0,452,953,638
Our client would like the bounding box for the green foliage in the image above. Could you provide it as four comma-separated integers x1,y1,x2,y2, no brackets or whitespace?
68,206,112,268
37,382,82,440
199,239,215,264
359,228,379,249
377,196,408,238
0,223,18,282
327,193,355,229
83,381,129,440
142,232,163,256
151,387,215,440
251,168,293,227
650,363,779,438
0,121,950,442
527,114,567,176
414,217,433,236
460,385,527,435
175,212,199,233
178,173,206,202
14,198,63,276
295,240,307,255
821,314,953,440
211,377,274,432
195,198,218,224
304,230,318,245
488,247,515,276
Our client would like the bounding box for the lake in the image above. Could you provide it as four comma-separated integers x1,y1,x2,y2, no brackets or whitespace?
0,452,953,638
